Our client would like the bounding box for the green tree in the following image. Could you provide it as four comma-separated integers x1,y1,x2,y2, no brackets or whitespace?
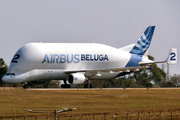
102,78,138,88
129,55,166,87
148,55,166,84
160,74,180,87
0,58,8,86
132,68,153,87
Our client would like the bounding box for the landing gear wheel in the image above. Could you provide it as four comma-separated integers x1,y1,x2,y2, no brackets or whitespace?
61,84,71,88
90,84,93,88
23,85,28,89
84,84,88,88
84,84,93,88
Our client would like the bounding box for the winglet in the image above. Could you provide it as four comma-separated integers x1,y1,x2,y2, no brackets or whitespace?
167,48,177,64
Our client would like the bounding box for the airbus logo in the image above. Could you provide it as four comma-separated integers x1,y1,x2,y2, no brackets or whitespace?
42,54,109,63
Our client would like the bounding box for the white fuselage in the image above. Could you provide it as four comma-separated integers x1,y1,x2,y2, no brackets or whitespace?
2,43,135,84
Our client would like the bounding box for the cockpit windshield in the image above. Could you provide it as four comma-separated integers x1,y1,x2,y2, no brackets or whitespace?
6,73,15,76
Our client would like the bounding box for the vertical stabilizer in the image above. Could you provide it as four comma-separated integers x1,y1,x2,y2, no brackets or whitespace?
130,26,155,56
167,48,177,64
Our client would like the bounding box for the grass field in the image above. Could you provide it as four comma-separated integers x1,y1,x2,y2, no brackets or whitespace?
0,87,180,119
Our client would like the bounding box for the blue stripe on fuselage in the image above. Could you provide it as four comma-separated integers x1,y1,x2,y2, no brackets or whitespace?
114,54,142,78
125,54,142,67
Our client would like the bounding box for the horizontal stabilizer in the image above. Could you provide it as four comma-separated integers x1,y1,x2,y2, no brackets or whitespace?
139,48,177,66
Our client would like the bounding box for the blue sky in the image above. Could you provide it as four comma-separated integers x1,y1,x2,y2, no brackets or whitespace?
0,0,179,75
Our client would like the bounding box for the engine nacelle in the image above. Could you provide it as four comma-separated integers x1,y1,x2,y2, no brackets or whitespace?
68,73,86,84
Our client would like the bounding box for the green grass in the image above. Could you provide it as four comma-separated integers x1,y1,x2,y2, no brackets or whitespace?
0,88,180,117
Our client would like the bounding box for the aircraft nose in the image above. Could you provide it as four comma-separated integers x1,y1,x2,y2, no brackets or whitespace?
2,75,8,83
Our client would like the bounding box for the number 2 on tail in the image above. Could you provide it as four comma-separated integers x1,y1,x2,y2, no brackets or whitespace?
11,54,20,63
170,52,176,60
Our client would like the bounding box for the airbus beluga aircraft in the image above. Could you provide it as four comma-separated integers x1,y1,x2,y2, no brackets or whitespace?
2,26,177,88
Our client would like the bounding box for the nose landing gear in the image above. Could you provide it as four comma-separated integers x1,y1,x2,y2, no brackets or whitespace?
22,82,29,89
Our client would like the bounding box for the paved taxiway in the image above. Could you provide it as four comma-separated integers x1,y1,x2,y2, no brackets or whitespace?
0,87,180,90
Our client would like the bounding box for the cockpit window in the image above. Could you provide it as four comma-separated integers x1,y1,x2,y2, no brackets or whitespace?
6,73,15,76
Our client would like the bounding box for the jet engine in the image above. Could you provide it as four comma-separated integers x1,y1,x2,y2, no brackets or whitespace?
68,73,87,84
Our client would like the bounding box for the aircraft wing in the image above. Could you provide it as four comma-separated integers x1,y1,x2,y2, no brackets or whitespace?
64,48,177,77
64,66,151,77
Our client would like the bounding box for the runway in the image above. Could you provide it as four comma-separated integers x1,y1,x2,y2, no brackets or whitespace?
0,87,180,90
27,87,180,91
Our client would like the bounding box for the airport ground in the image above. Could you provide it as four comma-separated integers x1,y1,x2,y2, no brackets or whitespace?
0,87,180,119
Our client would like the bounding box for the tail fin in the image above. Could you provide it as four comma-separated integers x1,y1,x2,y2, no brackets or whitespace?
167,48,177,64
130,26,155,56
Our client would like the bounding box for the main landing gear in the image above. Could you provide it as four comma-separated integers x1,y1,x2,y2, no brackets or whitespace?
84,80,93,88
61,80,71,88
60,80,93,88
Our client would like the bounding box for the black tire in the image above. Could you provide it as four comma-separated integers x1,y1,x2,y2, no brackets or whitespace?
90,84,93,88
23,85,28,89
67,84,71,88
84,84,88,88
61,84,66,88
84,84,93,88
61,84,71,88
